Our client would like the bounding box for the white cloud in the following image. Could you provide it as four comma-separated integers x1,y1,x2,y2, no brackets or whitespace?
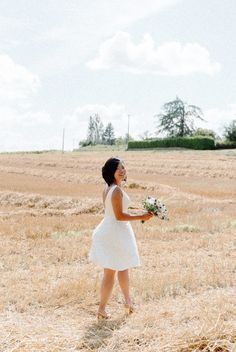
203,104,236,136
0,54,40,104
63,104,129,141
0,105,54,152
69,104,127,122
87,32,221,76
0,127,60,152
0,54,54,152
0,107,51,128
4,0,180,75
43,0,180,40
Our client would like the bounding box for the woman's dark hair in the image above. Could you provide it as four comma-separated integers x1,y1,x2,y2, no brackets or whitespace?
102,158,120,186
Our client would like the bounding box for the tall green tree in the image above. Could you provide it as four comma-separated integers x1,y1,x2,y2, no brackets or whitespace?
156,96,205,137
86,114,104,144
94,114,104,144
103,122,115,145
87,116,95,144
224,120,236,142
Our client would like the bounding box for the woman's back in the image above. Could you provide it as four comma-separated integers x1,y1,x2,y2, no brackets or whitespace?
89,184,140,271
104,185,130,220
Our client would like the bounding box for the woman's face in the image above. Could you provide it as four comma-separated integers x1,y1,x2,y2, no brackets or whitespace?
114,162,126,184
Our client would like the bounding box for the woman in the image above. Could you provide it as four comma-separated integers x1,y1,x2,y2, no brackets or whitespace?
88,157,153,320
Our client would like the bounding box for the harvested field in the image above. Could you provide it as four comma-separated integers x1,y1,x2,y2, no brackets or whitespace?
0,149,235,351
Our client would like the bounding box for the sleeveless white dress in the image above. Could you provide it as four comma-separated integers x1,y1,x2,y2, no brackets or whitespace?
88,185,141,271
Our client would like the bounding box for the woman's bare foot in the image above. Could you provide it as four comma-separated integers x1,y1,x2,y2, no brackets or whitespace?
124,300,134,315
96,309,111,320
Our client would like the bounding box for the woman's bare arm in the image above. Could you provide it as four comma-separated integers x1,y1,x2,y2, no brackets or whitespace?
111,187,153,221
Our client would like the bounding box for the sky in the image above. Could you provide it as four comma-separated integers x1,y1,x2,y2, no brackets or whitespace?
0,0,236,151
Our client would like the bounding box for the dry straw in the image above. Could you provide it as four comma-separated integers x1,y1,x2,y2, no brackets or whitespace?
0,150,235,351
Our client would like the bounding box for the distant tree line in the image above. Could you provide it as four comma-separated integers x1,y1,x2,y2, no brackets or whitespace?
154,96,236,145
80,114,116,146
78,97,236,148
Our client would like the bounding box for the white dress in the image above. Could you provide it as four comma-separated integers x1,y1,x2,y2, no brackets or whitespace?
88,185,141,271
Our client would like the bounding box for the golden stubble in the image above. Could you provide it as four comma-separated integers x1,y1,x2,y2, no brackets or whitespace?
0,150,235,351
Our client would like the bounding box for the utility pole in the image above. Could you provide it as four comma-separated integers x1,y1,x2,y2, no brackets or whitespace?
62,128,65,153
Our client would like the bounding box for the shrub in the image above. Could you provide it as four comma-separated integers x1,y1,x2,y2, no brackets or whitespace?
192,128,216,139
128,136,215,150
79,140,93,147
215,141,236,149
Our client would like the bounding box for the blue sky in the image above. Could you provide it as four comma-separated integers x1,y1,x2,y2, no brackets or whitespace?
0,0,235,151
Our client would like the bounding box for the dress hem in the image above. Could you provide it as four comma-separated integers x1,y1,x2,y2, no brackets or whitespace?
89,257,141,271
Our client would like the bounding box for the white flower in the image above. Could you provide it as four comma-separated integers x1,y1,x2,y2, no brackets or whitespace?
142,195,169,221
146,196,156,205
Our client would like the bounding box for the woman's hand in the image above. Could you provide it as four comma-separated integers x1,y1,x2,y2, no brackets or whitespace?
141,212,154,222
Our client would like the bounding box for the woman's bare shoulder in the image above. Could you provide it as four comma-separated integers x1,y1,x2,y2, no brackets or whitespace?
112,186,123,198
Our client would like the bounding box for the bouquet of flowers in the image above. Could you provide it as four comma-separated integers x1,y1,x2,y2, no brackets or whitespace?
141,196,169,223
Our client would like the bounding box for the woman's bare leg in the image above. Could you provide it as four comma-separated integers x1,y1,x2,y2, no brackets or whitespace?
117,269,132,305
98,268,116,313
